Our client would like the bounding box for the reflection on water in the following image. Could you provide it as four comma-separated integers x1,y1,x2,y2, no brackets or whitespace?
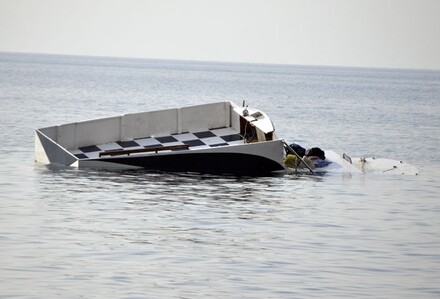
0,164,427,298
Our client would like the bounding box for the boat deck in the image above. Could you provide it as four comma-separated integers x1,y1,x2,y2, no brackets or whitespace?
69,127,244,159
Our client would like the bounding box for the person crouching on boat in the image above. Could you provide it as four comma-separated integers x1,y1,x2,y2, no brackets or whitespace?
303,147,330,168
284,144,329,169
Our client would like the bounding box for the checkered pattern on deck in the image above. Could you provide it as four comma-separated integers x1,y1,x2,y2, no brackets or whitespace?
69,127,244,159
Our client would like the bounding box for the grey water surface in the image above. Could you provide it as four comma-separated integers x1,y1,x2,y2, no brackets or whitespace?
1,53,439,298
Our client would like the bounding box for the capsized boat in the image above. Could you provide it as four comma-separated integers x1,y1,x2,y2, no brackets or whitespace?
35,101,288,175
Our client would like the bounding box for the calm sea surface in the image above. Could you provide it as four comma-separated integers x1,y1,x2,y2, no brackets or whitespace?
1,53,439,298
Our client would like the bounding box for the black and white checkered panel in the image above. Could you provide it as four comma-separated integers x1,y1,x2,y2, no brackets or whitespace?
70,127,243,159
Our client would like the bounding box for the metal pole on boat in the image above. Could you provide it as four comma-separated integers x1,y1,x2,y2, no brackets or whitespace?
283,140,315,174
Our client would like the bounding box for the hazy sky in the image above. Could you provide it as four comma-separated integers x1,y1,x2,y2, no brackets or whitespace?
1,0,439,69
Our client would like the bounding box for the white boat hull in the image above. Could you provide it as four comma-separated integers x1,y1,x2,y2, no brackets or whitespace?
288,150,419,175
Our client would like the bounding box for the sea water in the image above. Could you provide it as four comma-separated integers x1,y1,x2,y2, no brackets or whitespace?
0,53,439,298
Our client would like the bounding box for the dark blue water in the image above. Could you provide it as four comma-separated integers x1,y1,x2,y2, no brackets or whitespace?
1,52,439,298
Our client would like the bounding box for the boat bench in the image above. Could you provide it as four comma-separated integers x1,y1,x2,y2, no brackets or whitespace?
99,144,189,157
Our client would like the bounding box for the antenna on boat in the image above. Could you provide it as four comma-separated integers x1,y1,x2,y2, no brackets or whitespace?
242,100,249,116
